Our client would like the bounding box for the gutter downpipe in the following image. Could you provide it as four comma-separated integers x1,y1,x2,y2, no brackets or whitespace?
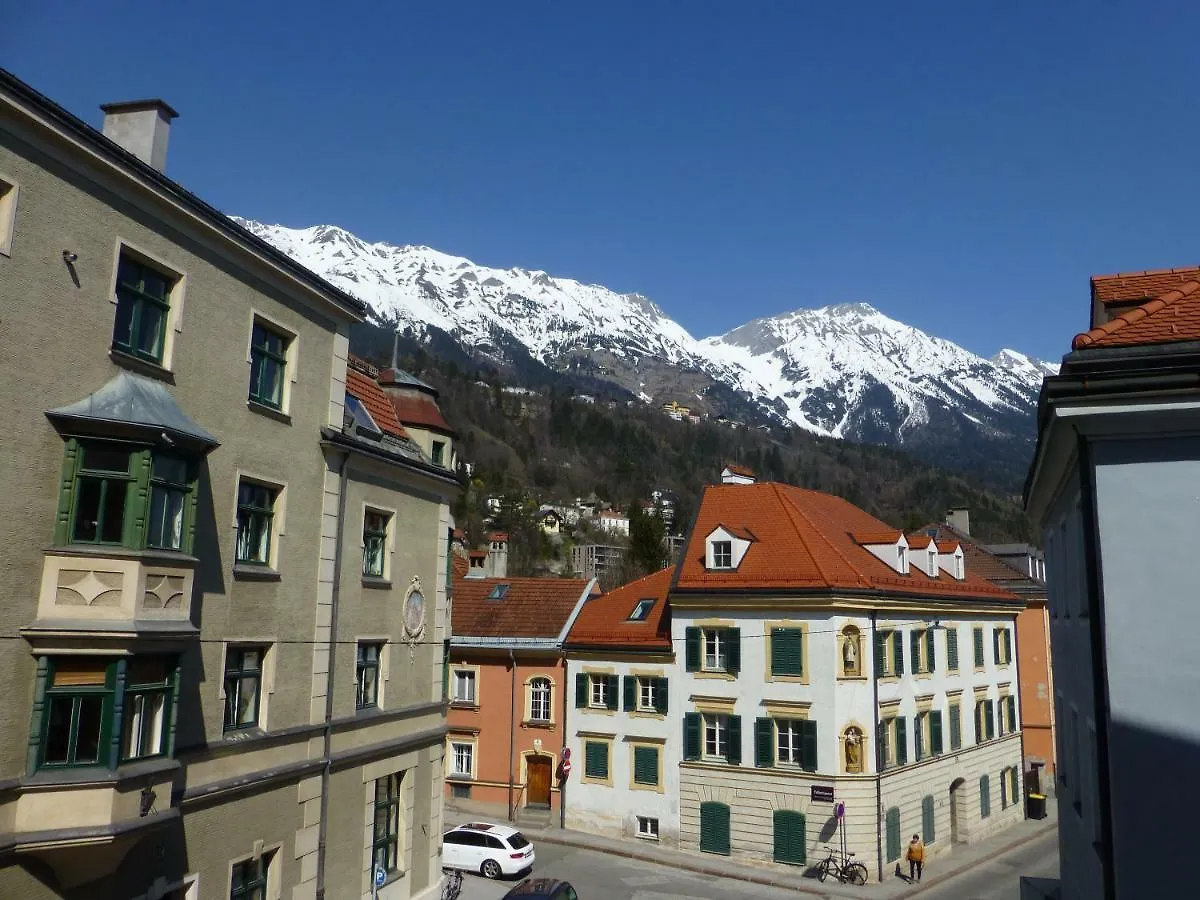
559,648,568,830
872,610,883,883
315,450,350,900
507,648,517,823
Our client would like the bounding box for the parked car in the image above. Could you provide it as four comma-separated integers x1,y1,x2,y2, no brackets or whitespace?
501,878,579,900
441,822,535,879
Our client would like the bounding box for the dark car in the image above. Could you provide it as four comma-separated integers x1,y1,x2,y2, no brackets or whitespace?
501,878,579,900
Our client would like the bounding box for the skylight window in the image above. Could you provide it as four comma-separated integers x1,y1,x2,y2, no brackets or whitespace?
487,584,510,601
344,394,381,439
629,598,656,621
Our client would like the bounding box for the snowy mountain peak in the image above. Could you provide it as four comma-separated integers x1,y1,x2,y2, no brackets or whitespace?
990,348,1060,380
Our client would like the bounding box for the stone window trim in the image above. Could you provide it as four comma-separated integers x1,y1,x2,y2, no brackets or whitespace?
355,637,391,711
626,737,666,793
451,665,480,708
873,626,905,680
0,172,19,258
447,737,477,780
581,736,614,786
524,674,555,725
226,841,283,900
216,641,277,733
244,308,300,417
368,771,406,880
108,238,187,371
685,620,740,678
231,471,287,573
360,502,397,583
764,621,808,684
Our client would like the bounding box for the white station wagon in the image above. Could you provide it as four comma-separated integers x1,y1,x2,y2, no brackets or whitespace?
442,822,536,879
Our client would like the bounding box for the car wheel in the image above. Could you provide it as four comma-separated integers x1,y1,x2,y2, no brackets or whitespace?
481,859,502,879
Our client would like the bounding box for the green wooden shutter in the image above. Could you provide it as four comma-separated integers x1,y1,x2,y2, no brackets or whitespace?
974,702,982,743
1001,768,1009,807
654,677,669,714
1003,628,1013,663
946,628,959,670
922,795,935,843
885,807,901,861
584,741,608,779
683,713,701,761
725,628,741,674
895,716,908,765
726,715,742,765
874,631,886,676
931,710,943,756
772,810,807,865
974,628,985,667
993,628,1001,664
949,703,961,750
770,628,803,676
985,701,995,740
754,717,774,768
910,631,921,674
575,673,588,708
915,713,925,760
801,720,818,772
606,675,619,710
979,775,991,817
893,631,904,675
926,628,936,671
685,627,700,671
1007,695,1017,732
633,746,658,785
699,802,730,855
1010,768,1020,807
877,721,889,769
54,439,80,545
622,675,636,711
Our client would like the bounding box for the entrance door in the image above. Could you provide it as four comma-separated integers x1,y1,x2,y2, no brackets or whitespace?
949,777,965,843
527,754,552,807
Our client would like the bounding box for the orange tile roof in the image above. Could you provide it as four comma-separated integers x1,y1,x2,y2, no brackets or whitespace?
346,367,409,439
936,540,961,553
675,483,1018,601
452,575,593,639
1091,267,1200,303
1073,280,1200,349
723,464,756,477
850,529,903,545
566,566,673,649
451,554,469,580
906,534,934,550
918,523,1042,592
387,392,454,435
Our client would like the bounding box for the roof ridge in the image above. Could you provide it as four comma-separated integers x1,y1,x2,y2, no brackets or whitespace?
607,564,674,595
773,485,870,589
1073,280,1200,349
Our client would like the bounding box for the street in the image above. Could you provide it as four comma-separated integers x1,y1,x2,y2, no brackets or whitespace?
451,828,1059,900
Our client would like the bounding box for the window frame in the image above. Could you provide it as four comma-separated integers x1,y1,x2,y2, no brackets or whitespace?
121,658,175,762
589,675,608,708
235,480,278,566
147,453,193,551
0,173,19,257
356,642,383,710
637,676,656,712
431,440,446,466
583,739,610,782
703,629,726,672
631,744,660,788
636,816,659,839
112,252,174,365
39,657,118,770
372,773,402,875
362,509,391,578
710,540,733,569
702,713,730,762
223,647,265,733
68,442,136,547
529,677,552,723
452,668,477,705
449,741,475,779
248,318,290,411
229,852,271,900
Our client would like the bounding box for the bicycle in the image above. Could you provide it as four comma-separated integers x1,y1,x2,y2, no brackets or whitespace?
816,846,868,885
441,867,463,900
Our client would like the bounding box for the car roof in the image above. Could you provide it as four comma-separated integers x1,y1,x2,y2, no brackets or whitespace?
446,821,522,839
502,878,573,898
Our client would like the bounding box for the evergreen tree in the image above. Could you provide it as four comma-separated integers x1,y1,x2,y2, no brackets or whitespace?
628,501,667,576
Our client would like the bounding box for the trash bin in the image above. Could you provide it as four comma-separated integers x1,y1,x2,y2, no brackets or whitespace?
1027,793,1047,820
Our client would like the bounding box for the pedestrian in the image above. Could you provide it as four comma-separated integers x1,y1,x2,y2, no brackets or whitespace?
906,833,925,882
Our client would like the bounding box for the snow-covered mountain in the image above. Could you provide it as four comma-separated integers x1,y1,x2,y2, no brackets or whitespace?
236,218,1058,462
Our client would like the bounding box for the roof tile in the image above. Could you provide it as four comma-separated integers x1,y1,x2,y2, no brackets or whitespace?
388,391,455,435
566,566,673,649
346,366,409,438
1092,267,1200,303
452,575,593,639
1073,280,1200,349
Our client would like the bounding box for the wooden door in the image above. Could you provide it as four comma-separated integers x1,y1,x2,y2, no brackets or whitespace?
527,754,552,807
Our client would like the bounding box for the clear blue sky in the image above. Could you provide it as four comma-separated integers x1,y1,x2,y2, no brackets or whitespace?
8,1,1199,360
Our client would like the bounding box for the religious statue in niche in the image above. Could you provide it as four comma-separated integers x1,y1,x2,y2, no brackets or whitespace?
844,726,864,774
841,626,861,676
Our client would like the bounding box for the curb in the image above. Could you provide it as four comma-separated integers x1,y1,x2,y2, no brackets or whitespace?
899,819,1058,897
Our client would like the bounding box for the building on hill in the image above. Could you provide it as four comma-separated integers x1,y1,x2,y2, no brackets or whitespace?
917,511,1055,793
446,553,597,825
1023,266,1200,900
0,69,457,900
564,566,677,843
379,366,458,470
720,463,756,485
671,473,1026,881
571,543,627,586
597,509,630,536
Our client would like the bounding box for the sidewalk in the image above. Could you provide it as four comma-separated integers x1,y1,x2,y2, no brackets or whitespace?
445,804,1057,898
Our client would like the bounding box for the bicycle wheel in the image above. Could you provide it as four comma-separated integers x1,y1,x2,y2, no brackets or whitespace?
846,862,868,885
817,859,830,882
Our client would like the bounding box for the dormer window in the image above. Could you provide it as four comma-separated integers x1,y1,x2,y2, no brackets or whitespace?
629,598,656,621
954,556,964,580
928,548,938,577
712,541,732,569
898,546,908,573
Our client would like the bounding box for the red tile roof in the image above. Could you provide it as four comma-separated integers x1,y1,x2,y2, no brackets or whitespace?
387,392,455,435
452,575,593,639
918,523,1042,592
850,529,902,545
675,483,1017,601
451,554,469,580
346,366,409,439
1073,280,1200,349
723,464,756,477
489,532,509,542
566,566,673,650
1091,267,1200,303
906,534,934,550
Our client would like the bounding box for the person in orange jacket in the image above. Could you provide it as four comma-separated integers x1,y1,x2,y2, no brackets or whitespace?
906,833,925,881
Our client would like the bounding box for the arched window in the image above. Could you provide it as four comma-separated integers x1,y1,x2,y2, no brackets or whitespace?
842,725,865,774
529,677,551,722
840,626,862,677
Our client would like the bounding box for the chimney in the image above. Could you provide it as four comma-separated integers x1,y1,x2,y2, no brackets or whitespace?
486,532,509,579
945,507,970,537
100,99,179,172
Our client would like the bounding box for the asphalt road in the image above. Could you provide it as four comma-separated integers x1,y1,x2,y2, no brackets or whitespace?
915,829,1059,900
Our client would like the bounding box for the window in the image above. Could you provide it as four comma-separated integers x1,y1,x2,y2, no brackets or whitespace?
356,643,382,709
372,774,402,874
914,709,943,761
529,677,551,722
629,598,655,621
584,740,609,779
762,718,817,771
70,443,134,545
451,783,471,800
711,540,732,569
229,852,272,900
994,626,1013,666
980,774,991,818
704,714,728,760
922,795,936,844
910,628,935,674
684,626,740,674
40,657,115,768
453,670,476,705
362,510,390,578
632,745,659,786
590,675,608,708
975,699,996,743
0,175,18,256
973,626,986,668
699,801,730,855
121,658,173,760
949,702,962,750
874,629,904,677
450,742,473,778
636,816,659,839
772,809,807,865
945,626,960,672
576,673,617,710
223,648,264,732
840,625,862,677
878,715,907,769
684,712,741,764
235,481,277,565
770,627,803,677
487,583,510,600
431,440,446,466
147,455,191,550
113,254,172,364
249,320,289,409
1001,767,1010,808
1009,766,1020,811
915,711,926,760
